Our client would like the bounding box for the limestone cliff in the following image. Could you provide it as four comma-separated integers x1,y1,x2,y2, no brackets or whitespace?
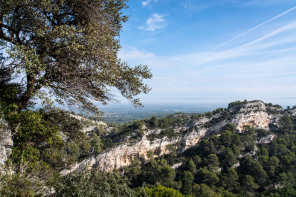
61,100,286,174
0,120,13,168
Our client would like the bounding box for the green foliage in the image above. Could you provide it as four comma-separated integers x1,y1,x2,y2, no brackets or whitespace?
0,159,59,197
192,155,202,166
203,154,219,170
149,116,158,128
144,185,185,197
126,118,296,196
187,158,197,174
1,0,152,116
2,101,296,196
147,128,177,141
263,185,296,197
240,159,267,185
51,168,136,197
197,168,219,187
223,123,236,133
193,184,222,197
9,110,63,173
91,132,102,155
156,114,190,129
142,159,176,187
181,171,194,195
147,150,154,160
240,175,259,194
219,168,239,191
228,100,247,108
279,116,294,133
0,67,21,116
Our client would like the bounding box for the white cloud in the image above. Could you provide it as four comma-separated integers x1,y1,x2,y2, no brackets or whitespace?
118,46,155,60
142,0,151,6
139,14,166,31
120,21,296,104
142,0,158,7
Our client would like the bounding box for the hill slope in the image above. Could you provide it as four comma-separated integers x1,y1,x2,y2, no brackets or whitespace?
62,100,296,174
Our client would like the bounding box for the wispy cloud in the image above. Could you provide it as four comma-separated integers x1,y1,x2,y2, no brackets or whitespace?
181,1,209,12
142,0,158,7
240,21,296,48
118,46,155,60
215,6,296,49
139,14,167,31
120,19,296,103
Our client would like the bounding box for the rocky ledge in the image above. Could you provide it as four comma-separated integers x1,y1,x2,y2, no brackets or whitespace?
0,125,13,168
62,100,284,174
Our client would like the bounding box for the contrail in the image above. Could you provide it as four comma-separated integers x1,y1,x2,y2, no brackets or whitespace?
214,6,296,49
240,20,296,48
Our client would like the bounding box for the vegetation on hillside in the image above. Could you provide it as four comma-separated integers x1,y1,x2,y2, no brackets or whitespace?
1,101,296,196
1,0,296,196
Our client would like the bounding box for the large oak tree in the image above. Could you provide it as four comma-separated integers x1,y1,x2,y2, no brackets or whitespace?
0,0,152,116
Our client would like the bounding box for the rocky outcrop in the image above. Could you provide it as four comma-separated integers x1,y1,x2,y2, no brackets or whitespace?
0,123,13,168
231,101,271,131
61,135,179,174
62,100,281,174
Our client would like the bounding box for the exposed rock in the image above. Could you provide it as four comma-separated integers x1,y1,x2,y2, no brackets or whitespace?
0,122,13,168
258,134,275,144
232,101,270,131
82,126,98,133
61,100,283,174
61,136,179,174
171,162,182,169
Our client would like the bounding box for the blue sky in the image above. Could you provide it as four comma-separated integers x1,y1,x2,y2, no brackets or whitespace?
117,0,296,106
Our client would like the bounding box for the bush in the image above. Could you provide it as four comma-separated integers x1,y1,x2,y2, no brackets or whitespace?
51,168,136,197
144,185,185,197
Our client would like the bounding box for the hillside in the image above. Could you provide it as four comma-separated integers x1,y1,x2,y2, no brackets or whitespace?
62,100,295,174
1,100,296,196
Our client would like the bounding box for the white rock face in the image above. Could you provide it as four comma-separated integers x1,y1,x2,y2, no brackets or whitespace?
258,134,275,144
62,136,178,174
62,100,280,174
231,101,270,131
171,162,183,169
61,126,210,174
0,127,13,168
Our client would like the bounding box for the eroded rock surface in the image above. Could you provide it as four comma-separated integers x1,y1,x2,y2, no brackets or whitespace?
0,124,13,168
62,100,283,174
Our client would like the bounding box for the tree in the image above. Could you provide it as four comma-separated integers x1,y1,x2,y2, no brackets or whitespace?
144,185,185,197
187,158,197,174
220,168,239,191
279,116,294,133
192,155,202,166
240,159,267,185
182,171,194,195
267,155,280,176
240,175,259,195
52,167,136,197
142,159,176,186
204,154,219,170
198,167,219,187
91,132,102,155
193,184,222,197
223,123,236,133
0,0,152,117
150,116,158,128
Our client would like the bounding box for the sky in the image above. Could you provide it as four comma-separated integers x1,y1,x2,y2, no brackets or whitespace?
115,0,296,107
